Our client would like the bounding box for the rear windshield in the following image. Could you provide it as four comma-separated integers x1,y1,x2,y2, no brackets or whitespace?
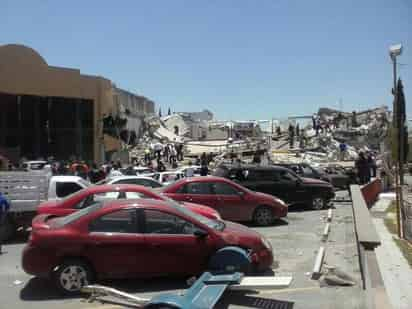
52,202,103,227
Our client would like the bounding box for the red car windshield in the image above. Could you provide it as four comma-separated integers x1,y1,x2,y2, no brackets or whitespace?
158,194,224,231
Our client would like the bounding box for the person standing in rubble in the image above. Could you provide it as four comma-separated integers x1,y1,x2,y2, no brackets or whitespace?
288,123,295,148
144,147,151,164
176,143,184,161
312,114,317,129
295,123,300,137
356,152,369,184
185,161,195,177
315,118,321,136
276,126,281,137
0,191,10,254
163,143,170,163
200,152,209,176
367,152,377,179
339,142,347,161
299,129,306,149
153,142,163,161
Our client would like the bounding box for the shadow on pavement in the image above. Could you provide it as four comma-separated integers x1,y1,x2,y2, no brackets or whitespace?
100,276,188,294
19,276,188,301
244,218,289,228
4,232,29,245
20,277,67,301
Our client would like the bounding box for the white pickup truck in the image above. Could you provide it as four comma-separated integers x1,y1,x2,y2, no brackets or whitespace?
0,171,90,239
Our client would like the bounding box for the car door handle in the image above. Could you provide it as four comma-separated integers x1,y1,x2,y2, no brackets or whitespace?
186,197,193,201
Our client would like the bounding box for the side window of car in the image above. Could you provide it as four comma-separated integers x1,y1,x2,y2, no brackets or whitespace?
56,182,83,198
279,170,298,182
213,182,239,195
288,165,300,174
301,165,313,175
144,210,196,235
143,179,162,188
186,182,212,194
111,179,130,185
89,209,138,233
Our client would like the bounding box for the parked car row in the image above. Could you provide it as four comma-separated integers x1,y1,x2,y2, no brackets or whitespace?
212,164,335,210
22,161,339,295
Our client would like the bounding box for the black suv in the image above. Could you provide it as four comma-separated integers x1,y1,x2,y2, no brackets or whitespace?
274,163,351,189
213,164,335,209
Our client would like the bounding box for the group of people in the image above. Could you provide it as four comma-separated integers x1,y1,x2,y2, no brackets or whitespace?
145,142,184,167
355,151,377,184
312,114,335,136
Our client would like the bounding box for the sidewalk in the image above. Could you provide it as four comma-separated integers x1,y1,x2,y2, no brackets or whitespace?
371,197,412,309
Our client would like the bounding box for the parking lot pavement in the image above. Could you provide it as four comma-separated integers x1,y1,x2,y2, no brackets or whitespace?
0,196,365,309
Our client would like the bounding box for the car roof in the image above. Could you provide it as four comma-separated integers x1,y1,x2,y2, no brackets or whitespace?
101,198,181,213
85,184,151,193
109,176,156,181
51,175,87,182
172,176,229,185
217,163,291,172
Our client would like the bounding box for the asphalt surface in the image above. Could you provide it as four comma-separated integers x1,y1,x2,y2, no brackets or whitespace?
0,191,365,309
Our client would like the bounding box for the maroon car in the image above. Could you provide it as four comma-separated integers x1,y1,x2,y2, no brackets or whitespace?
162,176,288,226
23,199,273,294
37,184,221,220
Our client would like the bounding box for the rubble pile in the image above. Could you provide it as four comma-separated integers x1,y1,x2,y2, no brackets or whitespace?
302,106,389,163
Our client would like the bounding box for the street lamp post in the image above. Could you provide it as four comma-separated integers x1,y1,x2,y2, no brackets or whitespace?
389,43,403,238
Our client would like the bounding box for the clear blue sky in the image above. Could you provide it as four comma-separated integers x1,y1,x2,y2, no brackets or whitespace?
1,0,411,120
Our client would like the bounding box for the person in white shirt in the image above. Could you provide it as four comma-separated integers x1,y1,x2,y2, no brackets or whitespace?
109,165,123,177
185,161,195,177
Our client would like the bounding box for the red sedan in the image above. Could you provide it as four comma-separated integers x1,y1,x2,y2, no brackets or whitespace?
37,184,220,220
162,176,288,226
23,199,273,294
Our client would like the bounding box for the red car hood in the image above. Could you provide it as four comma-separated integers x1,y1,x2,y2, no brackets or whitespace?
218,221,264,249
301,177,330,185
37,200,59,213
182,202,221,220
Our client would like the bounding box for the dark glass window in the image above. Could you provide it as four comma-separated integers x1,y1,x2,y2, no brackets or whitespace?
56,182,83,198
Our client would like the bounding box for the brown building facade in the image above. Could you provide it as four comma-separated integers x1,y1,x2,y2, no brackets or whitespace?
0,44,132,164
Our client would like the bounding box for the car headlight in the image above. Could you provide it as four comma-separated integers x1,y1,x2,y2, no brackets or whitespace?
261,236,272,250
214,212,222,220
274,197,287,207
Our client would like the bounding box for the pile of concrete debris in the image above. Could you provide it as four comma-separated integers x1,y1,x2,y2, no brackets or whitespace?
273,105,390,167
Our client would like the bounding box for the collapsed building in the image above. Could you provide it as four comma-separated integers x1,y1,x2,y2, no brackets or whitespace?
271,105,390,167
0,44,155,165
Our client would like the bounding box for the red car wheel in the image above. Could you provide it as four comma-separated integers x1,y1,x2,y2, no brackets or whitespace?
53,258,94,295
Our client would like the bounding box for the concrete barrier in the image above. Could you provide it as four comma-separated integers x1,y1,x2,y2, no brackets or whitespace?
350,185,392,309
361,178,382,208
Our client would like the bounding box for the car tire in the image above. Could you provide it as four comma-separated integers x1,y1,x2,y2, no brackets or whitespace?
311,197,326,210
53,258,94,295
253,206,274,226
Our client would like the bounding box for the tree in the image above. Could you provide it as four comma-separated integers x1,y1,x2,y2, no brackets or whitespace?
158,107,162,117
391,79,408,162
168,107,171,115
